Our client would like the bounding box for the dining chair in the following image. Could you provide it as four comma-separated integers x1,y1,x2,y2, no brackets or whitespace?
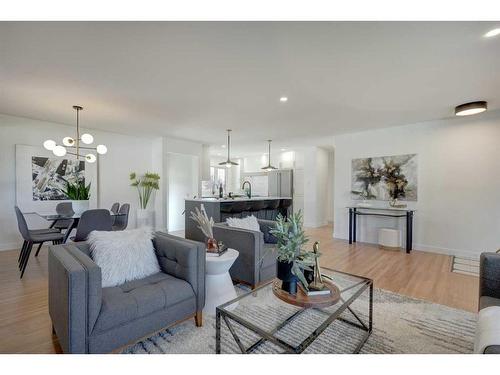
110,202,120,214
73,209,112,242
112,203,130,231
52,202,75,230
14,206,64,278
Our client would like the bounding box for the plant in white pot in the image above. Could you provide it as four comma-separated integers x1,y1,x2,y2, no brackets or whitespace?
62,178,91,215
130,172,160,228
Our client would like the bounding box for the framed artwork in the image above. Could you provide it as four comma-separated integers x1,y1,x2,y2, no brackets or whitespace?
15,144,98,213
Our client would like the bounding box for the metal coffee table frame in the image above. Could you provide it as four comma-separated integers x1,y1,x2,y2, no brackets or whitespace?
216,268,373,354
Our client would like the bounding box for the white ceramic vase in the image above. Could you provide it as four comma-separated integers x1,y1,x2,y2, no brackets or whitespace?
136,208,155,228
72,200,89,215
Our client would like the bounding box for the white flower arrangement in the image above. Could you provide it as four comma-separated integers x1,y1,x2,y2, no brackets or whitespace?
189,204,214,239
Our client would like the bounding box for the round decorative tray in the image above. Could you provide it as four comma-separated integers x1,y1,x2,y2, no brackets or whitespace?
272,279,341,308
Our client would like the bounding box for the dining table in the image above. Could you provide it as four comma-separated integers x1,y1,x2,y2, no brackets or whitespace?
31,211,125,243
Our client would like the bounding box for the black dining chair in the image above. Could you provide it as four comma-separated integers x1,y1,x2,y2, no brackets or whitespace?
14,206,64,278
73,209,112,242
112,203,130,231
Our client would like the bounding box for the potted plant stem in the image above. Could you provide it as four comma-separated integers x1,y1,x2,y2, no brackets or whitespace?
62,178,91,215
269,211,317,295
130,172,160,228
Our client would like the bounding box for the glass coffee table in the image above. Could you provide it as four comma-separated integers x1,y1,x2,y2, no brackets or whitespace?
215,268,373,354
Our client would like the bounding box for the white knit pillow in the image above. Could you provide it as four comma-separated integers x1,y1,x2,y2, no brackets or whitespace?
226,215,261,232
87,227,160,288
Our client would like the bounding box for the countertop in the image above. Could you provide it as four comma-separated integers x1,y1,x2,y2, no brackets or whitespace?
185,196,292,203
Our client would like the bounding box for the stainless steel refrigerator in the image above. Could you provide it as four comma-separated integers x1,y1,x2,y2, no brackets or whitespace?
268,169,293,197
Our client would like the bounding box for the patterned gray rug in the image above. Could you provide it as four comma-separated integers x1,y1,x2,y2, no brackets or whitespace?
122,287,476,354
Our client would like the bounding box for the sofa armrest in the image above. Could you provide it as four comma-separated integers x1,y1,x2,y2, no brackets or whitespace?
258,219,278,244
480,252,500,302
153,232,206,311
48,244,102,353
213,223,263,286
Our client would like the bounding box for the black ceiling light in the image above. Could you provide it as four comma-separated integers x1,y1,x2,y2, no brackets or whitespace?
455,101,488,117
219,129,239,168
261,140,278,172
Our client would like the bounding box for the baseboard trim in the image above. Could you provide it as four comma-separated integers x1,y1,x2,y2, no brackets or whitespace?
0,242,22,252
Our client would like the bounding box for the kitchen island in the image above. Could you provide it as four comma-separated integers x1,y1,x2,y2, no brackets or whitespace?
185,197,292,243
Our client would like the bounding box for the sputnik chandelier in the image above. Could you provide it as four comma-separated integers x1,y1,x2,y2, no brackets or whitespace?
43,105,107,163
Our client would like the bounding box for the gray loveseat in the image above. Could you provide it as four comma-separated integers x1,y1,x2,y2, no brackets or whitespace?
213,219,277,289
478,252,500,354
48,232,205,354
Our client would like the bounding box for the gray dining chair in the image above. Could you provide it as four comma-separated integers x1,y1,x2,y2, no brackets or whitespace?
110,202,120,214
73,209,112,242
14,206,64,278
112,203,130,231
52,202,75,230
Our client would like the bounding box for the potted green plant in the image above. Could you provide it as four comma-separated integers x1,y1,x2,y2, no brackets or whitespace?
269,211,317,295
130,172,160,227
62,178,91,215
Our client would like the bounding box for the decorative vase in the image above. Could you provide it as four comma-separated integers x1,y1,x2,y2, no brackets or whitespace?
277,260,298,295
72,200,89,215
206,237,218,252
136,209,155,228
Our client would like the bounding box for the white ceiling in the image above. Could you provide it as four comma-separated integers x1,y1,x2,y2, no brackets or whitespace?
1,22,499,153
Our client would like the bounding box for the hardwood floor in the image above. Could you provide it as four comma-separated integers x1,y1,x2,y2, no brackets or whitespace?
0,225,478,354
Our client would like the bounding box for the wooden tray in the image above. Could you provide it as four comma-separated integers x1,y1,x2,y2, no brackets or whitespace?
272,279,341,308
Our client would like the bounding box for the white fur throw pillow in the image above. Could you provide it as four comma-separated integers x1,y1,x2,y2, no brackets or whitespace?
87,228,160,288
226,215,261,232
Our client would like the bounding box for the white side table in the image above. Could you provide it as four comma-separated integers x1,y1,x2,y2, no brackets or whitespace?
204,248,239,316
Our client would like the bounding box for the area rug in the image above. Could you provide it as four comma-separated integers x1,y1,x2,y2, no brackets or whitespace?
122,287,476,354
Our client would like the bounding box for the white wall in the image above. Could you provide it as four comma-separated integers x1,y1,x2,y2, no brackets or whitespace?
0,113,158,250
333,113,500,256
302,147,330,228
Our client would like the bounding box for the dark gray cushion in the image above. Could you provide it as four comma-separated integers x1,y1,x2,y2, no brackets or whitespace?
480,253,500,300
484,345,500,354
93,272,195,333
479,296,500,310
259,219,278,244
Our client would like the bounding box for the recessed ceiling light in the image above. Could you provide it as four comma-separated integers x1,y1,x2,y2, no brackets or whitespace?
279,97,288,102
281,148,286,152
221,144,226,148
216,153,222,156
455,101,487,116
484,28,500,38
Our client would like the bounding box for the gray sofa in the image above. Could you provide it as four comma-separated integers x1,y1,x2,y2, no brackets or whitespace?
213,219,277,289
478,252,500,354
48,232,205,354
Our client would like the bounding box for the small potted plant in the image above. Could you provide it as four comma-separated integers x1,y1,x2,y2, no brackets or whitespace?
62,177,91,215
189,204,218,251
269,211,317,295
130,172,160,227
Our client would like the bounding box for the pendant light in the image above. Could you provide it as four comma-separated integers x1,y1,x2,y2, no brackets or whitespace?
261,140,277,172
219,129,239,168
43,106,107,163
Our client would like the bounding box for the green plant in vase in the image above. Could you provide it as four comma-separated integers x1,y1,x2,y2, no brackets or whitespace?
269,211,318,295
62,178,91,214
129,172,160,209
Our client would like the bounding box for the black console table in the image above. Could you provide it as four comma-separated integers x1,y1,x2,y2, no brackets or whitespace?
347,206,415,253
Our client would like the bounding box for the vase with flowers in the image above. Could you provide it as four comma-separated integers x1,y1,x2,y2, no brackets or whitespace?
189,204,218,252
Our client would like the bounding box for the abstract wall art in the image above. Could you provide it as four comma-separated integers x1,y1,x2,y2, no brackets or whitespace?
351,154,418,201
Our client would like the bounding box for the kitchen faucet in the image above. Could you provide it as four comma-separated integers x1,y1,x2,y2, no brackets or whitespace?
242,180,252,198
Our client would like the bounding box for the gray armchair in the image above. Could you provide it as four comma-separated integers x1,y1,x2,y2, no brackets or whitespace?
48,232,205,353
478,252,500,354
213,219,277,289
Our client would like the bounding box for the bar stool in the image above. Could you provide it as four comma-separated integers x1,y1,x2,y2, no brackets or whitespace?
265,200,280,220
279,199,293,218
220,203,233,221
249,200,266,219
230,201,249,219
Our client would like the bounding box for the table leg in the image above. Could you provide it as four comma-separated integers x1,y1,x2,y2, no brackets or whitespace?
369,282,373,332
63,219,77,243
407,211,413,253
348,208,353,244
353,208,357,243
216,310,221,354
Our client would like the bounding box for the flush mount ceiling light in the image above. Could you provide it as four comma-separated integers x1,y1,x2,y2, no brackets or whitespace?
262,140,278,172
484,28,500,38
279,96,288,102
219,129,239,168
43,106,107,163
455,101,488,116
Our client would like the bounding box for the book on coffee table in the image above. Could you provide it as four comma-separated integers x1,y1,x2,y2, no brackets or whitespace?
206,248,228,257
299,283,331,296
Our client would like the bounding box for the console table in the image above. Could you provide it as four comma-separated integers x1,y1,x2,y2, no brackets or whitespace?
347,206,415,253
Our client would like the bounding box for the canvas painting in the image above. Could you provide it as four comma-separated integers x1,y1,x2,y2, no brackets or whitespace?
351,154,418,201
31,157,85,201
